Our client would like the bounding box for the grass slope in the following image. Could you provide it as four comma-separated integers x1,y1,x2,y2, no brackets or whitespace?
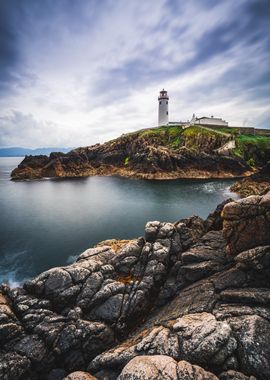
125,125,270,166
138,125,183,149
208,126,270,166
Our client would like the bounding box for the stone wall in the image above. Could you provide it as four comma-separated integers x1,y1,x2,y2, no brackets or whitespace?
255,128,270,137
197,124,270,137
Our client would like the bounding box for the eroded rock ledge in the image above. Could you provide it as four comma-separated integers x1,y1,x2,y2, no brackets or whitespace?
1,193,270,380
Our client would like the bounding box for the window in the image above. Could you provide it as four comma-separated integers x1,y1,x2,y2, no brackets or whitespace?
159,101,161,104
166,111,168,115
166,101,168,104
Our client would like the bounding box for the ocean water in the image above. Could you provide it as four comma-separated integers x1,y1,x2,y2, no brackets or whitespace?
0,157,238,286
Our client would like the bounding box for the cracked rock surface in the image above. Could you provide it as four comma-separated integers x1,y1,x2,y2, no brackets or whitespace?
1,192,270,380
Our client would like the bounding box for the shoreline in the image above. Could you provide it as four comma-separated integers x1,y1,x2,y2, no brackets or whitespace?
10,168,252,182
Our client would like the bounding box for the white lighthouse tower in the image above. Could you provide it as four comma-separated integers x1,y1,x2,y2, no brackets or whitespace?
158,89,169,126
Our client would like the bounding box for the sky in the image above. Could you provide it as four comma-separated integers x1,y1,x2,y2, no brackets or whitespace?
0,0,270,148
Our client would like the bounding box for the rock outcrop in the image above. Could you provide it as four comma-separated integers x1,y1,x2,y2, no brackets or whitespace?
118,356,219,380
222,191,270,254
11,126,252,180
1,193,270,379
63,372,97,380
230,162,270,197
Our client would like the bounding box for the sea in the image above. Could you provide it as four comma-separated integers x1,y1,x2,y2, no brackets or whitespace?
0,157,238,286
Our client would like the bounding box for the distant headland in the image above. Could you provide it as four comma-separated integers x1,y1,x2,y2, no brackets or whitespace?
0,147,72,157
10,90,270,190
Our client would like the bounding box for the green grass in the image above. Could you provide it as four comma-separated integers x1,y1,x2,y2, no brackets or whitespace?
233,134,270,162
171,136,181,148
182,125,231,139
235,135,270,154
207,127,239,135
181,125,232,152
182,125,219,137
213,127,235,133
138,125,183,149
247,157,255,167
236,134,270,146
139,125,180,137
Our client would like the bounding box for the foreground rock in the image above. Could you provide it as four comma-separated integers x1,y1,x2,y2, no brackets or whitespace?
118,356,219,380
1,193,270,379
11,126,252,180
63,372,97,380
223,191,270,254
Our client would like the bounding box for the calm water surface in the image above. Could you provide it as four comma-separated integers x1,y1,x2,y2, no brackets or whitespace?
0,157,238,285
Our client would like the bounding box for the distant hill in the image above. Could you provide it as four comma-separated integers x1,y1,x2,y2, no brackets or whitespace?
0,147,72,157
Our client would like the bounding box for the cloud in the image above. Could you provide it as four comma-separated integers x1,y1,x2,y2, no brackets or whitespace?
0,1,21,95
0,111,60,147
0,0,269,148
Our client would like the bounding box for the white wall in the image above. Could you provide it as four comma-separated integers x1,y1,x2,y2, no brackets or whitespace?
158,99,168,126
197,118,228,126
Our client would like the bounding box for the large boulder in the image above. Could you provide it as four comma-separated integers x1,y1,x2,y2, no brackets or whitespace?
222,192,270,255
63,371,97,380
117,356,219,380
118,355,178,380
89,312,236,373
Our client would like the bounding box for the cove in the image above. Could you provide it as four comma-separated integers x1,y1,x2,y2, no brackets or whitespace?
0,157,238,285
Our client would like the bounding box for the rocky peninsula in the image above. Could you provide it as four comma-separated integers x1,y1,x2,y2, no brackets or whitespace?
1,190,270,380
12,125,270,181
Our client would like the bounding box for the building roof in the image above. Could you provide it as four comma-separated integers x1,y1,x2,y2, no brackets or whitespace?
197,116,223,120
168,121,189,124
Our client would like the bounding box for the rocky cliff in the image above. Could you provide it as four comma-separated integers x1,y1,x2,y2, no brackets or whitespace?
11,126,255,180
1,191,270,380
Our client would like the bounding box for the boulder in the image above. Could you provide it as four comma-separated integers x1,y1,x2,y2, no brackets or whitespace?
219,370,257,380
222,192,270,255
117,356,220,380
177,360,218,380
89,312,236,373
118,355,178,380
64,371,97,380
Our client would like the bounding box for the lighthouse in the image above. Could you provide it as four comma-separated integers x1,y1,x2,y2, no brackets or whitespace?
158,89,169,126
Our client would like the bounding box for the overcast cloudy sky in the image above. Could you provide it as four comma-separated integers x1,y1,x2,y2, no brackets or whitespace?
0,0,269,148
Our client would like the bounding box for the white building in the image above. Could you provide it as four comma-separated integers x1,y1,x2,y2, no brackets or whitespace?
157,91,228,128
190,114,228,127
158,89,169,126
